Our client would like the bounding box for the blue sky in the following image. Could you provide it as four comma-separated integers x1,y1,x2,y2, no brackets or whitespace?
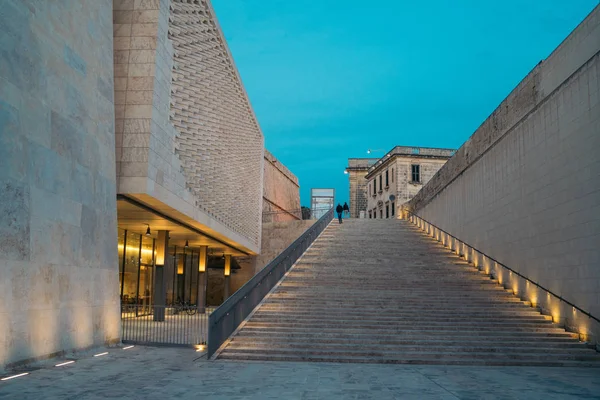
211,0,598,206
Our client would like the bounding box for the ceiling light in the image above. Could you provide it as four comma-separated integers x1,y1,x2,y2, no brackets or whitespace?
145,226,151,236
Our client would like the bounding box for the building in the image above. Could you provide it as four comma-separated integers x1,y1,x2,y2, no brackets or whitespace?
357,146,454,219
0,0,300,370
345,158,379,218
311,188,335,220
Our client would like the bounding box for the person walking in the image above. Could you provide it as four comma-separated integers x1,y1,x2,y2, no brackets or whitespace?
343,202,349,218
336,203,344,224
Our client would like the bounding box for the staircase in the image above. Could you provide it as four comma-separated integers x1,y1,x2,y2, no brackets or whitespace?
218,219,600,366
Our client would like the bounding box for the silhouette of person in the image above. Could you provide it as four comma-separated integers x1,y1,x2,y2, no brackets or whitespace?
336,203,344,224
343,202,349,217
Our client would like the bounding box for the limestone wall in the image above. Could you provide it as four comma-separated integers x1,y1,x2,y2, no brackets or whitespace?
262,150,301,223
408,6,600,341
114,0,264,253
0,0,119,369
254,220,317,274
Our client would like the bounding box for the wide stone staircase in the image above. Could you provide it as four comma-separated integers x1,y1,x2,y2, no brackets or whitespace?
218,219,600,366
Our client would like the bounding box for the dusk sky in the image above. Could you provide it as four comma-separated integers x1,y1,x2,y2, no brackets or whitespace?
211,0,598,206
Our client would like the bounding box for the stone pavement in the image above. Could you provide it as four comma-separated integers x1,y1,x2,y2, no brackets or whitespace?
1,346,600,399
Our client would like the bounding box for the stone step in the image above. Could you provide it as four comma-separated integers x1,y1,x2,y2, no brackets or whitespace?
260,301,533,309
235,330,579,340
217,352,600,367
240,324,567,333
250,315,553,324
229,336,585,347
222,345,598,358
252,310,548,319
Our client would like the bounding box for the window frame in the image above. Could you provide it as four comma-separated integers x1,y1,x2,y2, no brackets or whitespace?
411,164,421,183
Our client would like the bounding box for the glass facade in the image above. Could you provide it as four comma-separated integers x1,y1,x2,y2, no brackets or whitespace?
119,229,155,315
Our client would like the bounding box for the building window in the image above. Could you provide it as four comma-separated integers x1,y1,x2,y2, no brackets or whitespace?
411,164,421,183
385,170,389,187
373,179,376,195
391,202,395,216
368,183,371,195
373,209,376,219
379,175,382,191
391,168,394,183
386,204,389,219
368,211,372,219
380,209,383,219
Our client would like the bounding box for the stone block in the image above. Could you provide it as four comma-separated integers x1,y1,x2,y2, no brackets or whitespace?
134,0,160,10
114,37,131,51
128,63,155,77
114,0,135,10
113,23,132,37
127,76,154,90
113,10,133,24
131,23,157,37
132,10,159,23
130,36,157,50
0,179,30,261
126,90,153,105
124,104,153,119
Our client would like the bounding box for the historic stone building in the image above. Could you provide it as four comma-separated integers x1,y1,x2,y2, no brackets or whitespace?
0,0,300,370
361,147,454,219
345,158,378,218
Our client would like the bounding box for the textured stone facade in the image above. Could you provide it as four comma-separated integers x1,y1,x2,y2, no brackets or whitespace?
363,147,453,219
346,158,378,218
114,0,264,253
0,0,119,369
407,6,600,343
262,150,301,223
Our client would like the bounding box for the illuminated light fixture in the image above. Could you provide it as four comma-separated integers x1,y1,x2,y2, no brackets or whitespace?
55,361,75,367
221,253,225,260
343,170,348,174
1,372,29,381
123,345,134,350
195,344,206,352
573,307,576,313
94,352,108,357
145,225,151,236
185,240,189,248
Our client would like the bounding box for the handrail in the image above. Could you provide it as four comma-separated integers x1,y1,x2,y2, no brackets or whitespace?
207,207,335,357
404,210,600,324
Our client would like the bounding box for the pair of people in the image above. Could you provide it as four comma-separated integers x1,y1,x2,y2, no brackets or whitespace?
336,202,349,224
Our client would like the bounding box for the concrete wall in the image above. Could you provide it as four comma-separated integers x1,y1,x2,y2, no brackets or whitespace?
408,6,600,342
262,150,301,223
114,0,264,254
0,0,119,369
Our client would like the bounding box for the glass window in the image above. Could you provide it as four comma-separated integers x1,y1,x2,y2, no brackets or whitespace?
392,169,394,182
411,164,421,182
391,202,395,216
386,205,389,218
368,211,372,219
122,231,141,305
118,229,126,300
378,175,382,191
380,209,383,219
373,179,376,194
385,170,389,187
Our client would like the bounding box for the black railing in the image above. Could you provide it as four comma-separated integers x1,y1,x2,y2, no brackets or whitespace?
404,210,600,324
207,207,335,357
121,305,212,347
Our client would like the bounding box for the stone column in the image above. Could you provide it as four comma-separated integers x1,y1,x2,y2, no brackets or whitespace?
223,254,231,300
197,246,208,313
154,230,169,322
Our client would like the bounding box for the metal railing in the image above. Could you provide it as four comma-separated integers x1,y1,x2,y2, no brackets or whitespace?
404,210,600,325
207,207,335,357
121,305,214,347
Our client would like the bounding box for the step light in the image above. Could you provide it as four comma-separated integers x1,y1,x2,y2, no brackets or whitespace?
1,372,29,381
123,345,135,350
55,361,75,367
93,352,108,357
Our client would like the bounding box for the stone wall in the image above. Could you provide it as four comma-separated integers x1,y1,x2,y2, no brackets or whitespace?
408,6,600,342
114,0,264,253
262,150,301,223
347,158,378,218
253,220,317,274
0,0,119,369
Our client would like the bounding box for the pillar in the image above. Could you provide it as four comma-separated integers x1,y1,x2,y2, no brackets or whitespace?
197,246,208,313
223,254,231,300
153,230,169,322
